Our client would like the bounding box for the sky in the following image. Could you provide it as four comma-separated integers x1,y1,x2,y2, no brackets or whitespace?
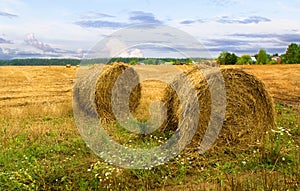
0,0,300,59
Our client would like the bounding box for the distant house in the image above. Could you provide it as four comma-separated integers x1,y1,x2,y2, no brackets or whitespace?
272,56,281,64
251,56,257,63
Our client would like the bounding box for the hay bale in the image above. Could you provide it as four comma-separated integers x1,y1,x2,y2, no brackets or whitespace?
162,66,275,153
73,63,141,125
66,64,71,68
95,63,141,123
73,65,104,119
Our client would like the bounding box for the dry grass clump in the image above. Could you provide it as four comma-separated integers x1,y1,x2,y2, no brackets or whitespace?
163,65,275,153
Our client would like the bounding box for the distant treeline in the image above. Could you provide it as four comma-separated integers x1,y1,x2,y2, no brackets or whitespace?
85,57,206,65
0,57,210,66
217,43,300,65
0,58,81,66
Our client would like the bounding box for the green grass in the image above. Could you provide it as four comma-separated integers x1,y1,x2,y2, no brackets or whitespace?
0,103,299,190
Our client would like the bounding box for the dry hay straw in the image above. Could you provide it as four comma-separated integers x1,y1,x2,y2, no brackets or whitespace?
73,63,141,126
94,63,141,123
73,64,104,119
162,65,275,154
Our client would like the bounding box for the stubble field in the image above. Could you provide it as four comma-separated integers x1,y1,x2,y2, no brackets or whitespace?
0,64,299,190
1,64,299,110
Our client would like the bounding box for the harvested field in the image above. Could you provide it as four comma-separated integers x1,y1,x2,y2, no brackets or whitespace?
0,64,299,190
0,66,75,114
0,64,299,113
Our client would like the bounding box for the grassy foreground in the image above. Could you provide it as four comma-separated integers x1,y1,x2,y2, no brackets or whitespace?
0,102,299,190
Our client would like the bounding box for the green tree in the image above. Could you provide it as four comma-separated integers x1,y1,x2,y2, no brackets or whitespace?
237,54,252,65
186,58,193,65
257,49,268,64
285,43,300,64
217,52,238,65
129,59,138,65
280,53,287,64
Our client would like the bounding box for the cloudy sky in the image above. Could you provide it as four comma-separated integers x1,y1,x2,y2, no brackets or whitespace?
0,0,300,59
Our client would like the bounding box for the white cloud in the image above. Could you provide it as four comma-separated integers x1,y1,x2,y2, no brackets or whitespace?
0,0,25,18
0,47,10,54
105,38,127,57
80,11,115,19
104,38,144,58
119,48,144,57
216,16,271,24
0,11,18,18
24,33,55,52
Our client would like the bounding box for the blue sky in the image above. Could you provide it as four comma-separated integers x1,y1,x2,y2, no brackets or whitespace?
0,0,300,59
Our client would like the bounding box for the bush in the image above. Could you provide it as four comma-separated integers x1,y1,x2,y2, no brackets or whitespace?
237,54,251,65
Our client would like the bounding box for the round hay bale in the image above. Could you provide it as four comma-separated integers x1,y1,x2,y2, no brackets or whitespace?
162,66,275,153
66,64,71,68
73,64,104,119
95,63,141,123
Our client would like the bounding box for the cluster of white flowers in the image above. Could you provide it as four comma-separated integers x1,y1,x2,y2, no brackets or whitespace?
271,126,291,136
88,160,122,185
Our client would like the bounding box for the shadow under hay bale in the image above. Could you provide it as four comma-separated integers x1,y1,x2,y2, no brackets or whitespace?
162,66,275,154
94,63,141,124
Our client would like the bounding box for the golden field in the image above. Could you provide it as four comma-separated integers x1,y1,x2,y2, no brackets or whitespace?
0,64,299,190
0,64,299,113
